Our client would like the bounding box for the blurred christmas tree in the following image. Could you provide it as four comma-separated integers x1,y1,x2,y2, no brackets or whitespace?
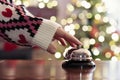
14,0,120,60
60,0,120,60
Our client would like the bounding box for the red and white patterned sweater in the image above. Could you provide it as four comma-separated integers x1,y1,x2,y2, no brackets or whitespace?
0,0,61,50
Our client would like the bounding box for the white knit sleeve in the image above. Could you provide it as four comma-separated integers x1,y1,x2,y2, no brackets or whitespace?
32,19,62,50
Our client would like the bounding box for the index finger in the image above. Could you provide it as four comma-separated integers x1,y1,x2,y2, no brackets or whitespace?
63,31,83,46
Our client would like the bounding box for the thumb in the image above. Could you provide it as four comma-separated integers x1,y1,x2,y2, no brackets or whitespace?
47,43,56,54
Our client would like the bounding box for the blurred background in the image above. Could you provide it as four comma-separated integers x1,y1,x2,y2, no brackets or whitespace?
0,0,120,60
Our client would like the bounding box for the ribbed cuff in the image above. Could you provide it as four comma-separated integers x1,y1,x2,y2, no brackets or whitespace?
32,19,61,50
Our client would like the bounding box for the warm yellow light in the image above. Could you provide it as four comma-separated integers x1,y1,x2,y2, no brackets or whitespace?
103,17,109,23
74,23,80,30
95,14,101,20
89,38,96,45
78,13,84,19
64,24,74,32
54,52,61,59
82,25,88,31
92,47,100,56
76,1,81,7
106,26,116,34
111,33,119,42
69,24,75,30
38,2,45,8
43,0,49,3
88,26,92,31
71,14,77,20
83,38,90,49
52,0,58,7
109,41,115,46
95,58,101,61
23,1,29,7
61,19,67,25
67,18,73,24
105,52,111,58
86,13,92,19
50,16,56,22
98,36,105,42
47,2,53,8
81,0,91,9
37,0,43,2
67,4,74,12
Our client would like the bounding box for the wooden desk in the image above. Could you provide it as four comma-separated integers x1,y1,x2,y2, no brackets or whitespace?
0,60,119,80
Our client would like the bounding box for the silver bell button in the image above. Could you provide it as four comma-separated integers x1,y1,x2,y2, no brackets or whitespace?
65,45,92,61
62,45,96,69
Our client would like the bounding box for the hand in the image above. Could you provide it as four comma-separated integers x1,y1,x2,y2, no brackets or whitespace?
47,27,82,54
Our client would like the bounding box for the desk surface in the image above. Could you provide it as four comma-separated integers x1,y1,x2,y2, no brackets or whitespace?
0,60,119,80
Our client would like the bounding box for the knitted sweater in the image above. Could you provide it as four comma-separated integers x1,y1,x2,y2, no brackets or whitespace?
0,0,61,50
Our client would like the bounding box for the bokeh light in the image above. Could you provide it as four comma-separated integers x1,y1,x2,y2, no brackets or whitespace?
92,47,100,56
38,2,45,8
54,52,61,59
89,38,96,45
81,0,91,9
111,33,119,42
98,35,105,42
67,3,74,12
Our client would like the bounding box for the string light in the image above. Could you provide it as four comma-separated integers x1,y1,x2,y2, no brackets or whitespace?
43,0,49,3
92,47,100,56
67,18,73,24
38,2,45,8
76,1,81,7
106,26,116,34
82,25,88,31
47,2,53,8
111,56,118,61
95,14,101,20
69,30,75,36
61,19,67,25
83,38,90,49
105,52,112,58
103,17,109,23
52,0,58,7
113,47,120,55
74,23,80,30
81,0,91,9
50,16,56,22
109,19,117,26
67,3,74,12
111,33,119,42
86,13,93,19
95,58,101,61
54,52,61,59
98,35,105,42
89,38,96,45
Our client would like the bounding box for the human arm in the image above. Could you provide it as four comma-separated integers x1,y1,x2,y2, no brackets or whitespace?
0,0,82,54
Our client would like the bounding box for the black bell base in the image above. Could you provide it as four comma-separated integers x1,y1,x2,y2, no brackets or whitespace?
62,60,95,69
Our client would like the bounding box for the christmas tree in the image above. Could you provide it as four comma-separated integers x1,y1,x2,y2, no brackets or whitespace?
14,0,120,60
60,0,120,60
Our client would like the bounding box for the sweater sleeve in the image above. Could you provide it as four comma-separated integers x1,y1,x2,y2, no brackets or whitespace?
0,0,61,50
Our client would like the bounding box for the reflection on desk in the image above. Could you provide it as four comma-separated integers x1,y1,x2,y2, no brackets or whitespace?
0,60,120,80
